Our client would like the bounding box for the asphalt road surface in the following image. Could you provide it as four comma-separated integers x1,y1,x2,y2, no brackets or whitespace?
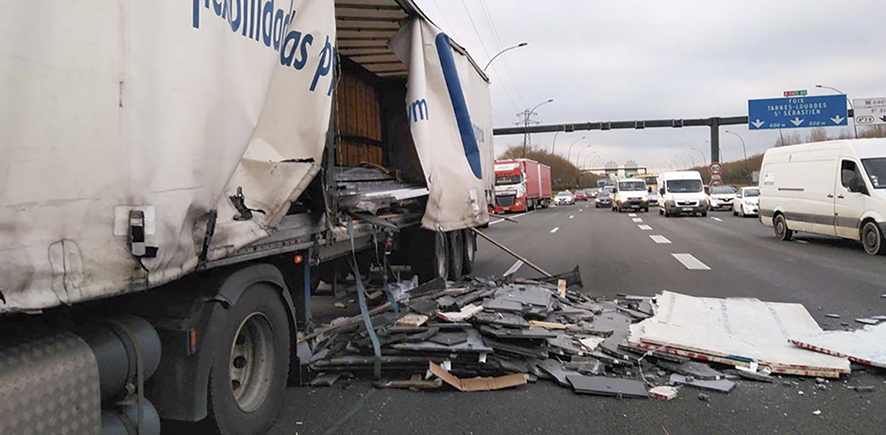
274,202,886,435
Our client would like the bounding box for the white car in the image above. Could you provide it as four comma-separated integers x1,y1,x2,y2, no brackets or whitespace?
555,190,575,206
710,185,737,210
733,187,759,217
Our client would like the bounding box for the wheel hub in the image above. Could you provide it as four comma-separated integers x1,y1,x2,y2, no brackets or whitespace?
229,312,274,413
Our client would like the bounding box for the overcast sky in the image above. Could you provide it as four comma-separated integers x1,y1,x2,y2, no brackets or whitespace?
412,0,886,173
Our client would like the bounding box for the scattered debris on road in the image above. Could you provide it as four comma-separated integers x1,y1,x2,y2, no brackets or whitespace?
300,274,886,401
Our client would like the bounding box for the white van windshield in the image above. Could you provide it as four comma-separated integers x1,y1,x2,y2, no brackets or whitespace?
862,158,886,189
666,179,703,193
618,181,646,191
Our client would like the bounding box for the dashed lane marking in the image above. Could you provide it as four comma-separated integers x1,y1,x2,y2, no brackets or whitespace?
795,239,810,244
710,217,723,222
569,215,574,219
550,227,560,233
628,213,637,217
579,209,583,212
638,225,653,231
672,253,711,270
632,218,643,223
650,235,671,244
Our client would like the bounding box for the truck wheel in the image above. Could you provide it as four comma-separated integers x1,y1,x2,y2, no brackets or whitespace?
462,230,476,274
774,214,793,241
659,208,664,215
447,231,464,280
862,221,886,255
207,283,289,435
701,211,707,217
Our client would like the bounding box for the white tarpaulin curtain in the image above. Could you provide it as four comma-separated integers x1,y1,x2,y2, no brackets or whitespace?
390,19,493,232
0,0,335,312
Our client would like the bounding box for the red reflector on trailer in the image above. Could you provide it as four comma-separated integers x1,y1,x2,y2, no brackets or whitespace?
188,329,198,355
293,254,304,264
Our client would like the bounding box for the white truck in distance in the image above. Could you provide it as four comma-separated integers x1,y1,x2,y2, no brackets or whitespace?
612,179,650,212
658,171,709,217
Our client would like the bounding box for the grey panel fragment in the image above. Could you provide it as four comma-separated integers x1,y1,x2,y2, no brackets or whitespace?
566,375,648,398
655,360,724,380
670,374,735,393
535,359,583,386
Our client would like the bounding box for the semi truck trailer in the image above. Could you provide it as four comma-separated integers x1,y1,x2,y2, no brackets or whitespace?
492,159,552,213
0,1,494,434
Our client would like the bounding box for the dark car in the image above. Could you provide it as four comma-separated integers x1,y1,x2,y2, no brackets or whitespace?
595,191,612,208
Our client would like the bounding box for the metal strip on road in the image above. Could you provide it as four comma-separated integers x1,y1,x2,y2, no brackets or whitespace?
550,227,560,233
503,260,524,276
638,225,653,231
488,210,539,226
672,253,711,270
632,218,643,222
650,235,672,244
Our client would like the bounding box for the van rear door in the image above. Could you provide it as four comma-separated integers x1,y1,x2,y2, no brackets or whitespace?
834,159,866,240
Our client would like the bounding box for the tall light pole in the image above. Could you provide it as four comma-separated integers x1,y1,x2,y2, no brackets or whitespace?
484,42,528,72
551,131,560,154
674,155,686,169
691,147,707,166
583,151,599,169
576,145,593,166
724,130,750,181
815,84,858,138
566,136,586,164
682,152,696,169
521,98,553,157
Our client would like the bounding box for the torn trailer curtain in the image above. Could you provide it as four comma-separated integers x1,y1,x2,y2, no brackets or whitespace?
390,18,494,232
0,0,335,312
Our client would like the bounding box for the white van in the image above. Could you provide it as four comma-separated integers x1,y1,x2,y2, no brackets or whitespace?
658,171,708,217
612,178,650,212
759,138,886,255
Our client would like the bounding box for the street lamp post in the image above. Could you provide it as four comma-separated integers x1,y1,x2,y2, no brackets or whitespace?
815,84,858,138
484,42,528,72
691,147,707,166
566,136,586,164
674,155,686,169
521,98,554,157
724,130,750,181
682,152,696,169
583,151,599,170
576,145,593,166
551,131,560,154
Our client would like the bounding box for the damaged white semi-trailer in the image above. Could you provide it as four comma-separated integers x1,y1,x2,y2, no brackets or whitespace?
0,0,493,433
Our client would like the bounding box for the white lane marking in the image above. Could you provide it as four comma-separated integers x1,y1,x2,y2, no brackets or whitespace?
579,209,583,212
710,217,723,222
632,218,643,223
488,209,539,226
569,215,575,219
650,235,672,244
795,239,810,244
550,227,560,233
503,260,524,277
638,224,653,231
489,219,504,226
672,253,711,270
628,213,637,217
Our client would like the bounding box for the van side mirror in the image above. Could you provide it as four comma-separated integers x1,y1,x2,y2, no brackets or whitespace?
659,188,665,195
736,193,742,198
648,187,652,193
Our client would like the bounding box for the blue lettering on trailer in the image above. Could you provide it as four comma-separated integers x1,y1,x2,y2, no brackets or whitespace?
408,99,429,124
192,0,333,91
434,33,482,180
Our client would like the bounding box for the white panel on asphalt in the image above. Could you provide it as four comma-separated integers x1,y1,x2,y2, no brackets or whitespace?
569,215,574,219
628,213,637,217
672,253,711,270
550,227,560,233
632,218,643,222
795,239,810,244
638,225,653,230
650,235,671,244
503,260,524,277
711,217,723,222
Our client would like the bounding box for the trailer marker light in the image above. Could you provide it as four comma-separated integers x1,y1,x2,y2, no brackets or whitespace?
293,254,304,264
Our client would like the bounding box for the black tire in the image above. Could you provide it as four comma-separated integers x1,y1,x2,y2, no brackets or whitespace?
207,283,289,435
701,211,707,217
733,209,738,216
462,230,476,274
664,209,671,217
643,207,649,212
447,230,464,280
774,214,793,241
659,208,664,215
861,221,886,255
